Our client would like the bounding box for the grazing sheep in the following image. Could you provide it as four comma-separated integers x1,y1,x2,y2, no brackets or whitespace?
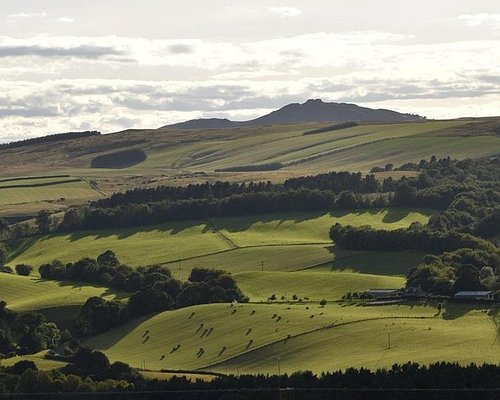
218,346,227,357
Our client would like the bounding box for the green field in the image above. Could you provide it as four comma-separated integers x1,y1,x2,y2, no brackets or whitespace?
0,175,101,217
235,271,405,301
0,352,68,370
9,209,433,277
86,302,499,374
1,273,126,312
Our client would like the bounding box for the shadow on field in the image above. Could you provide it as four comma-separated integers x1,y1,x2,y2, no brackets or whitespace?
32,278,130,300
382,208,410,223
206,212,326,234
58,207,435,242
325,246,424,276
442,303,489,320
85,315,152,350
65,219,208,242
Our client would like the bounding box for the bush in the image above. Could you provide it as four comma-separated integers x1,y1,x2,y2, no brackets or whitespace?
15,264,33,276
0,242,8,265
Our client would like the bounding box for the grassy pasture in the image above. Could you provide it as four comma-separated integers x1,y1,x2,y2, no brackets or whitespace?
0,352,68,370
0,175,101,217
87,302,498,374
0,273,126,312
291,135,500,173
235,271,406,301
9,209,433,273
214,306,500,374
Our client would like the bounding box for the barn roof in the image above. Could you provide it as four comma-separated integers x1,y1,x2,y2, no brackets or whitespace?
454,291,492,296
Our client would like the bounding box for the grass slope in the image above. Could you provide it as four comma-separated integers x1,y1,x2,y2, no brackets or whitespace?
215,307,500,374
0,176,101,217
235,271,405,302
10,209,433,273
87,303,498,374
1,273,126,312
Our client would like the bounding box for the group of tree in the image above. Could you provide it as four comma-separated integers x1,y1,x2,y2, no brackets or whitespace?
329,156,500,298
407,248,500,296
36,251,247,335
329,223,496,254
0,301,64,356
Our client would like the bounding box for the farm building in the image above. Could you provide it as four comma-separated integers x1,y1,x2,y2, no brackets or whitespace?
366,289,401,298
403,285,425,298
453,291,494,301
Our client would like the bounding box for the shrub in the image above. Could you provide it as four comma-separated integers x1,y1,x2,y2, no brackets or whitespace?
15,264,33,276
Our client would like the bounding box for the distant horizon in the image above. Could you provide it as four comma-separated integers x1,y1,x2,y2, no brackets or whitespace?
4,96,500,144
1,0,500,141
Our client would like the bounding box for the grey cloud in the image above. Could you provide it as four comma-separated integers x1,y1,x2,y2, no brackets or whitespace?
168,44,194,54
0,44,130,60
0,106,60,118
476,75,500,84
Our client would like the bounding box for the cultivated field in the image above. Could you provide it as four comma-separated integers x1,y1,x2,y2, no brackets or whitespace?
86,302,499,374
0,175,101,217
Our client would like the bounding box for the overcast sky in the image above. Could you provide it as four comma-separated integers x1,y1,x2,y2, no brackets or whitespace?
1,0,500,141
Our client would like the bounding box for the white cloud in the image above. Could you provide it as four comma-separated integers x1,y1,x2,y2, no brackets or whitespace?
456,13,500,29
268,7,303,18
57,17,75,23
9,12,47,19
0,29,500,139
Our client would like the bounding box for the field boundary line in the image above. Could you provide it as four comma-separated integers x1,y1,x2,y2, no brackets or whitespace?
146,242,333,268
0,178,82,190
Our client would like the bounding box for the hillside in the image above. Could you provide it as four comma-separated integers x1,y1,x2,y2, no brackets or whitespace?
0,118,499,218
166,99,424,129
1,273,126,312
9,209,433,277
86,303,499,374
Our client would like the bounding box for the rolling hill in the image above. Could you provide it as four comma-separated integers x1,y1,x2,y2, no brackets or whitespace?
86,302,499,374
9,209,433,278
166,99,424,129
0,116,498,219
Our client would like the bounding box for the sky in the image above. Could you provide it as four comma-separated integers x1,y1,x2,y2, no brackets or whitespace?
1,0,500,141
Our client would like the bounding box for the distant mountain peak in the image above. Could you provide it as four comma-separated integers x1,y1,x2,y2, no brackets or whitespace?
164,99,425,130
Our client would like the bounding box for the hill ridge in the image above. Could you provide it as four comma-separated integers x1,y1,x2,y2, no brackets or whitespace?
165,99,425,129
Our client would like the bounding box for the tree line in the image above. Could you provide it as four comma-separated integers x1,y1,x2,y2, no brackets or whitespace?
92,171,391,209
0,131,100,150
1,358,500,398
329,223,496,254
